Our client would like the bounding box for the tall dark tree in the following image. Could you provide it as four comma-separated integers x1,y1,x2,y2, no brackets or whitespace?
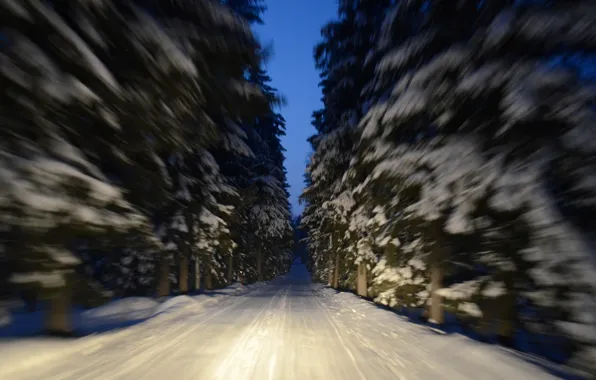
0,0,292,334
302,0,596,372
302,0,393,294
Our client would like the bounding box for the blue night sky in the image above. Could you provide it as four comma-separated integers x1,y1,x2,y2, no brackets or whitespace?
254,0,337,216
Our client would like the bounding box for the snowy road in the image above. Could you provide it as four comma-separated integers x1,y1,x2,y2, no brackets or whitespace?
1,262,569,380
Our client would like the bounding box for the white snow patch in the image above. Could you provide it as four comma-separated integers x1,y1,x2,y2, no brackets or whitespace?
83,297,160,322
482,281,506,298
458,302,483,318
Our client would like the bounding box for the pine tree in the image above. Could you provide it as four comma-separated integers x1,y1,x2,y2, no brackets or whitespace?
0,0,180,334
133,0,270,295
302,0,596,370
360,0,596,366
0,0,273,332
302,0,393,294
223,0,266,24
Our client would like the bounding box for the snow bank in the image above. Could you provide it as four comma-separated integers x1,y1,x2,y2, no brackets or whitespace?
0,281,266,337
0,280,266,378
316,286,581,380
0,338,96,378
0,297,160,337
82,297,159,321
96,282,267,319
152,295,200,316
0,329,141,379
206,283,246,296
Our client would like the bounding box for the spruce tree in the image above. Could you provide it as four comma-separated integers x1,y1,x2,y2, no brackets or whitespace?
360,0,596,366
0,0,276,332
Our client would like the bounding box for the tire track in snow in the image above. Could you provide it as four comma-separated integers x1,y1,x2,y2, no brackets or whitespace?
322,293,414,379
28,285,270,380
263,284,290,380
90,286,279,380
312,288,368,380
149,284,289,380
210,285,290,380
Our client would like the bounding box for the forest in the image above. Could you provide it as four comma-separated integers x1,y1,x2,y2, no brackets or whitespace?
0,0,293,335
300,0,596,372
0,0,595,377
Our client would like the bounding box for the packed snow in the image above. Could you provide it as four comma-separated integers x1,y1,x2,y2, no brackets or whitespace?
0,260,580,380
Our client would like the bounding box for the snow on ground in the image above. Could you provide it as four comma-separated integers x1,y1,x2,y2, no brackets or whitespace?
315,286,581,380
83,297,159,322
0,262,580,380
0,281,266,379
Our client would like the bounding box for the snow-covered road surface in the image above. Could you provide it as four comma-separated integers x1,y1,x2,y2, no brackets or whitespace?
0,261,570,380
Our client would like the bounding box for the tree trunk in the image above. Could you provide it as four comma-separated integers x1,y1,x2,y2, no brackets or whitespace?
45,278,73,335
227,255,234,284
356,262,367,297
257,250,263,282
178,256,189,294
327,255,334,286
429,262,444,324
205,264,213,290
332,252,340,289
194,258,201,291
497,290,516,348
156,258,170,297
190,257,196,290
